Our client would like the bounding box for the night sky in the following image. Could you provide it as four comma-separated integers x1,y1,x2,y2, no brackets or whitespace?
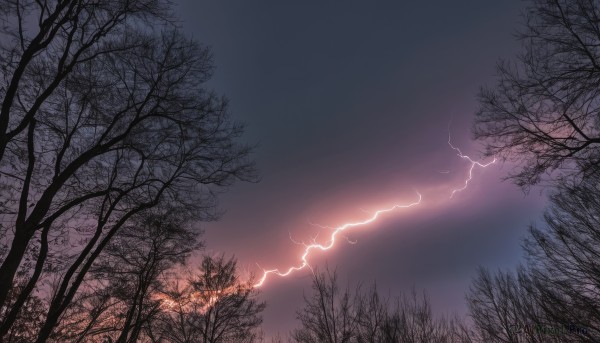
174,0,546,337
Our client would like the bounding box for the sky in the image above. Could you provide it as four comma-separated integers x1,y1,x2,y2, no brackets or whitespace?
174,0,547,337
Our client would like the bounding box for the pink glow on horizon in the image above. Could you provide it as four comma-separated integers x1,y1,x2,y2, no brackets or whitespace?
253,192,422,288
252,132,496,289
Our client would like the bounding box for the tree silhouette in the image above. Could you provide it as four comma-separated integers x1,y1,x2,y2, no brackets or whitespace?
469,1,600,341
0,284,46,343
466,267,558,343
474,0,600,190
292,268,473,343
155,255,265,343
466,175,600,342
0,1,254,340
523,173,600,341
46,211,201,342
292,269,356,343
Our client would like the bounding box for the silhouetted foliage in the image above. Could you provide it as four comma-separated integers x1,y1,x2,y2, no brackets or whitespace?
49,212,202,342
523,173,600,340
466,267,558,343
467,176,600,342
292,268,474,343
0,284,46,343
0,0,254,341
474,0,600,190
154,255,265,343
469,0,600,342
292,269,355,343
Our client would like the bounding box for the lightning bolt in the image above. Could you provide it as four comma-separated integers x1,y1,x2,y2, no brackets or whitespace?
252,130,496,289
156,130,497,312
253,193,422,288
447,131,496,198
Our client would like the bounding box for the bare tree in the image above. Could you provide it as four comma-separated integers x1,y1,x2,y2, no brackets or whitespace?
474,0,600,190
466,174,600,343
522,173,600,341
102,212,200,343
0,1,254,340
386,290,457,343
156,255,265,343
466,267,557,343
0,284,46,343
471,1,600,341
292,269,357,343
354,283,387,343
376,289,472,343
292,269,473,343
49,211,202,342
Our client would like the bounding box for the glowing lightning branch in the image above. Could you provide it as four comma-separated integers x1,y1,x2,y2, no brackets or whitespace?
448,131,496,198
253,193,422,288
306,220,335,230
252,130,497,289
155,131,499,311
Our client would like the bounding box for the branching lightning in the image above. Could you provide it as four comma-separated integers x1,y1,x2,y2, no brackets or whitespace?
252,130,496,289
155,130,498,313
448,131,496,198
253,193,422,288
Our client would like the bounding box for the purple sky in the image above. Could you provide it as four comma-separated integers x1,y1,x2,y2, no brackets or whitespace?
175,0,547,336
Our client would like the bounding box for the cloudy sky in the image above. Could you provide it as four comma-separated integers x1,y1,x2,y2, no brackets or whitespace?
174,0,546,336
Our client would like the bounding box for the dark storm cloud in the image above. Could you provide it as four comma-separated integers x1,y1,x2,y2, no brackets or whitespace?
174,0,545,336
